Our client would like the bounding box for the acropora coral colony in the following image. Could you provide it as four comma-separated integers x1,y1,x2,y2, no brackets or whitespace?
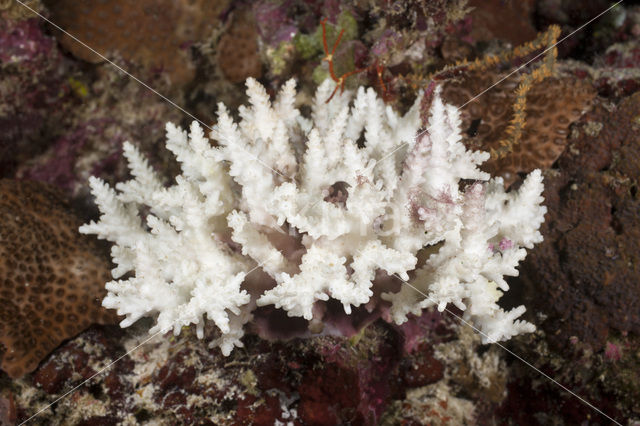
80,78,546,355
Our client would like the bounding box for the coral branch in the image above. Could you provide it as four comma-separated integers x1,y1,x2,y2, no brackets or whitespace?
81,78,546,354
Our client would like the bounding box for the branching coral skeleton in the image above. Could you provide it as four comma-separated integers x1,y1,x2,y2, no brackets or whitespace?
80,77,546,354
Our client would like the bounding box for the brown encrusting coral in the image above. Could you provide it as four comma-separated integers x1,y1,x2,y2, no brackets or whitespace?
398,22,574,180
217,9,263,84
43,0,229,86
0,179,117,378
442,73,596,184
466,0,537,46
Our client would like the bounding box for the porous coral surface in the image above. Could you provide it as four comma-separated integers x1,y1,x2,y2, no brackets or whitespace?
0,179,117,378
442,72,596,185
217,9,263,83
80,78,546,357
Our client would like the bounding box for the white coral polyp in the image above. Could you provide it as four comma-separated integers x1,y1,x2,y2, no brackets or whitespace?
80,78,545,353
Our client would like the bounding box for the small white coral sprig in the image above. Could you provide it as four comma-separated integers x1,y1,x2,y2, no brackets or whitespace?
80,77,545,353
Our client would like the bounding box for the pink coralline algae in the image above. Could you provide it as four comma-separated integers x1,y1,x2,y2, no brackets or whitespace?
15,68,182,199
13,311,458,425
604,341,622,362
0,18,76,178
0,17,54,64
252,0,299,45
370,29,402,57
17,118,121,194
499,237,514,251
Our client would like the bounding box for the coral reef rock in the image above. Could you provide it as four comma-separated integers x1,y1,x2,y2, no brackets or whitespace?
0,17,76,178
520,92,640,350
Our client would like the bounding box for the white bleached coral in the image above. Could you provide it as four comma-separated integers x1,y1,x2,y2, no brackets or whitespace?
80,78,545,353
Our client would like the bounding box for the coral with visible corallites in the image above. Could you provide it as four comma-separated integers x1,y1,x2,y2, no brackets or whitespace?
80,78,546,355
218,9,263,84
0,179,117,378
442,72,596,185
